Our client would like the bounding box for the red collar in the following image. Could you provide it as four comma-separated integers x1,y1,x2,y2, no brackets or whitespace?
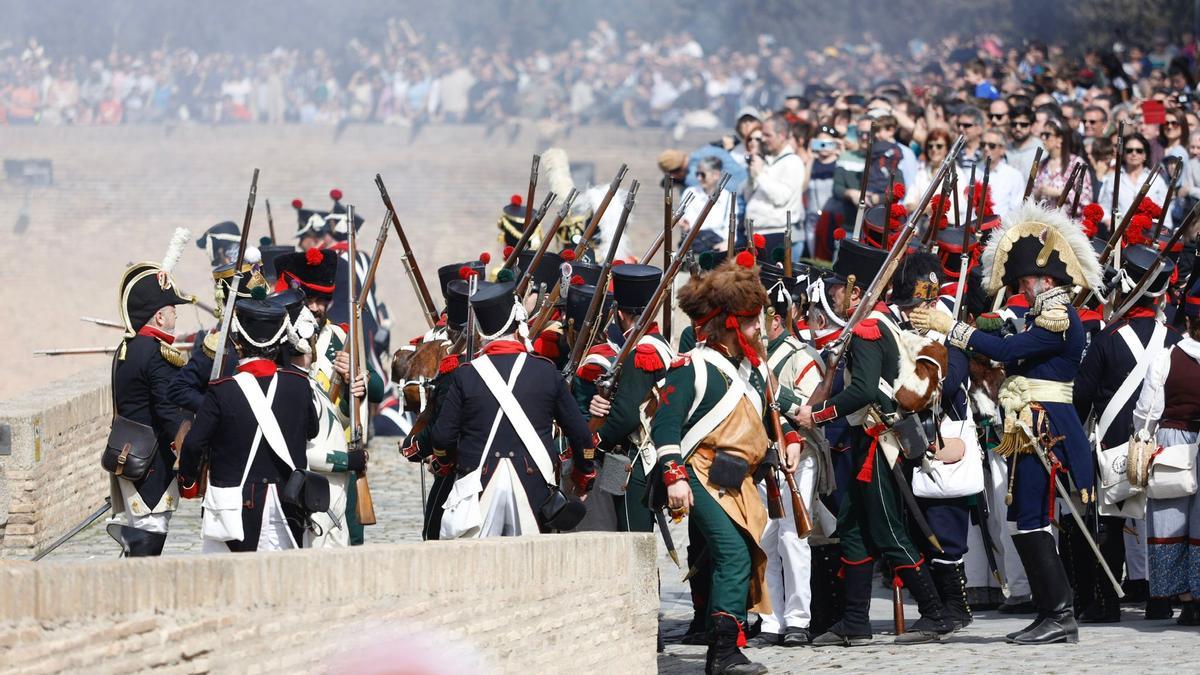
480,339,527,356
137,325,175,344
644,322,660,336
1125,307,1157,319
815,328,842,349
237,358,277,377
872,301,890,313
326,242,349,252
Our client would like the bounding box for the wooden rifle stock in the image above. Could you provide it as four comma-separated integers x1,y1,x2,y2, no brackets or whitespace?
663,179,673,339
640,191,692,261
523,154,540,234
588,174,731,431
346,205,376,526
808,137,964,407
376,174,439,327
764,369,813,537
1023,146,1044,201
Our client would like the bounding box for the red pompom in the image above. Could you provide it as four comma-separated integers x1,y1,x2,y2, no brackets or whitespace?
329,188,343,201
479,252,491,264
305,247,324,266
459,265,478,280
570,274,585,286
1083,203,1104,223
1082,218,1097,239
1138,198,1162,219
892,183,906,200
560,249,576,262
833,227,847,241
1125,214,1153,246
502,245,515,259
612,259,625,266
890,203,908,220
291,198,303,209
735,250,756,268
510,194,522,207
753,233,767,249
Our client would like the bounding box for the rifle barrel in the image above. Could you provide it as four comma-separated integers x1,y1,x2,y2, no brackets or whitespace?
376,174,439,326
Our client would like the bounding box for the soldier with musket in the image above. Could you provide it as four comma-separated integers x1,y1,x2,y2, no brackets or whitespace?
911,201,1103,644
653,254,803,675
107,255,195,556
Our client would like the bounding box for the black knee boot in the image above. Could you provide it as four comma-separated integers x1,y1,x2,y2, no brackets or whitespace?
1081,517,1122,623
706,614,767,675
931,561,973,630
1009,531,1078,644
107,523,167,557
894,564,954,644
809,543,845,638
812,560,874,647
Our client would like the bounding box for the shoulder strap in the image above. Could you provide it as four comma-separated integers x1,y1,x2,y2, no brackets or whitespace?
1097,323,1167,441
233,373,296,477
679,347,755,457
471,354,556,484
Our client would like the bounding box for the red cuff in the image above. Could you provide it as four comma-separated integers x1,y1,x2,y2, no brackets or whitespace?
812,405,838,424
571,466,597,492
783,430,802,446
663,460,689,487
178,476,201,500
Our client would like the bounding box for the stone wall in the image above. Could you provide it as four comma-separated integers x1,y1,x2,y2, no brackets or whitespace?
0,369,111,557
0,532,659,673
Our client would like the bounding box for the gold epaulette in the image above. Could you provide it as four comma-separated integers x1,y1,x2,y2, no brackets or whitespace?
201,331,221,359
1033,305,1069,333
160,341,187,368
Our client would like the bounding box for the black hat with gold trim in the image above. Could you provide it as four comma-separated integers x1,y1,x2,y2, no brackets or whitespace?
980,202,1101,294
891,251,943,307
498,194,544,248
196,221,240,269
273,248,338,299
212,247,270,320
119,228,197,335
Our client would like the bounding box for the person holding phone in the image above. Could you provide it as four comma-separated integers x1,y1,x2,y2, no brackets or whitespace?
803,125,842,260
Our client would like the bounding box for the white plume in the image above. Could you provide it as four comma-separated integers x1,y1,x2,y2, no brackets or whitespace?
542,148,576,207
160,227,191,275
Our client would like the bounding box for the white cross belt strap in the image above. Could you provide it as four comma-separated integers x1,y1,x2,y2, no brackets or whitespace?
679,346,765,457
1097,323,1167,442
233,372,298,473
471,354,556,484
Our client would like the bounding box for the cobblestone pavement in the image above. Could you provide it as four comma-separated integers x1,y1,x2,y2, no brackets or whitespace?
42,455,1200,673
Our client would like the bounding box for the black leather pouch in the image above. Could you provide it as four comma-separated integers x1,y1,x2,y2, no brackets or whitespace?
100,416,158,481
708,450,750,490
282,469,331,514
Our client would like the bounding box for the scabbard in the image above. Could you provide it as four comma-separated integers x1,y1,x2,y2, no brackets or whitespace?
891,462,943,553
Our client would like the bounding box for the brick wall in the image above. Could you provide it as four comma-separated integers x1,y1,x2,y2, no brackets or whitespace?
0,124,706,401
0,369,111,557
0,532,659,673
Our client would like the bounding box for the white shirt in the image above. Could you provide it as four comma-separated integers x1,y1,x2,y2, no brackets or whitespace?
681,186,733,244
956,160,1024,221
744,146,806,232
1096,167,1170,230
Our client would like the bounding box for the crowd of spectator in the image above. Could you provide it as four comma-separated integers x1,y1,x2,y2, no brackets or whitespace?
649,30,1200,261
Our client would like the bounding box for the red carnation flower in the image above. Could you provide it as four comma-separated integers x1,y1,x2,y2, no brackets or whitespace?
752,233,766,249
305,247,324,266
890,203,908,220
502,245,514,259
892,183,906,201
833,227,847,241
1138,198,1162,219
329,188,343,201
1082,203,1104,223
479,252,491,264
560,249,576,262
735,250,756,268
510,194,522,206
1082,218,1097,239
292,198,303,209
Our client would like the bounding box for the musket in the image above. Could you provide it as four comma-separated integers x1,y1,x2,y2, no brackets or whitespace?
1054,162,1085,210
562,182,638,378
464,274,479,363
639,190,693,261
1152,159,1183,242
880,172,896,248
574,163,629,259
972,420,1008,591
211,169,259,381
851,123,876,240
745,219,756,253
1110,200,1200,321
783,211,794,277
358,213,391,308
1023,146,1044,201
727,190,737,250
764,367,813,537
265,198,276,244
923,172,954,251
376,174,439,327
346,205,377,527
950,167,962,229
517,188,579,298
808,137,965,407
1110,122,1126,234
589,173,732,431
522,154,541,236
37,344,192,356
502,191,556,270
663,179,673,340
81,316,124,329
894,458,943,552
1074,164,1161,307
31,498,112,561
955,159,985,318
1069,163,1087,218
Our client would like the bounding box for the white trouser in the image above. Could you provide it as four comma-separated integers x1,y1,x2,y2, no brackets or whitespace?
201,484,297,553
1125,518,1148,581
756,454,815,633
305,472,350,549
478,458,540,538
963,451,1030,597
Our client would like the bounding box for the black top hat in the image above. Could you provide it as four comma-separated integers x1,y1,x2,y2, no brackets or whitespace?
516,251,563,293
891,251,943,307
471,281,518,337
325,189,365,242
760,263,800,315
611,264,661,313
197,221,241,269
270,287,306,324
437,260,486,301
565,282,612,335
257,241,295,283
274,248,338,299
570,260,603,287
234,291,288,348
122,264,194,332
1121,244,1174,300
292,198,330,239
443,278,491,331
829,239,885,290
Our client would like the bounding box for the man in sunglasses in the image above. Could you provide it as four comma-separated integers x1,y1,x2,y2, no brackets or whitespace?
988,100,1011,132
954,107,985,169
1081,106,1109,151
1006,105,1044,181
